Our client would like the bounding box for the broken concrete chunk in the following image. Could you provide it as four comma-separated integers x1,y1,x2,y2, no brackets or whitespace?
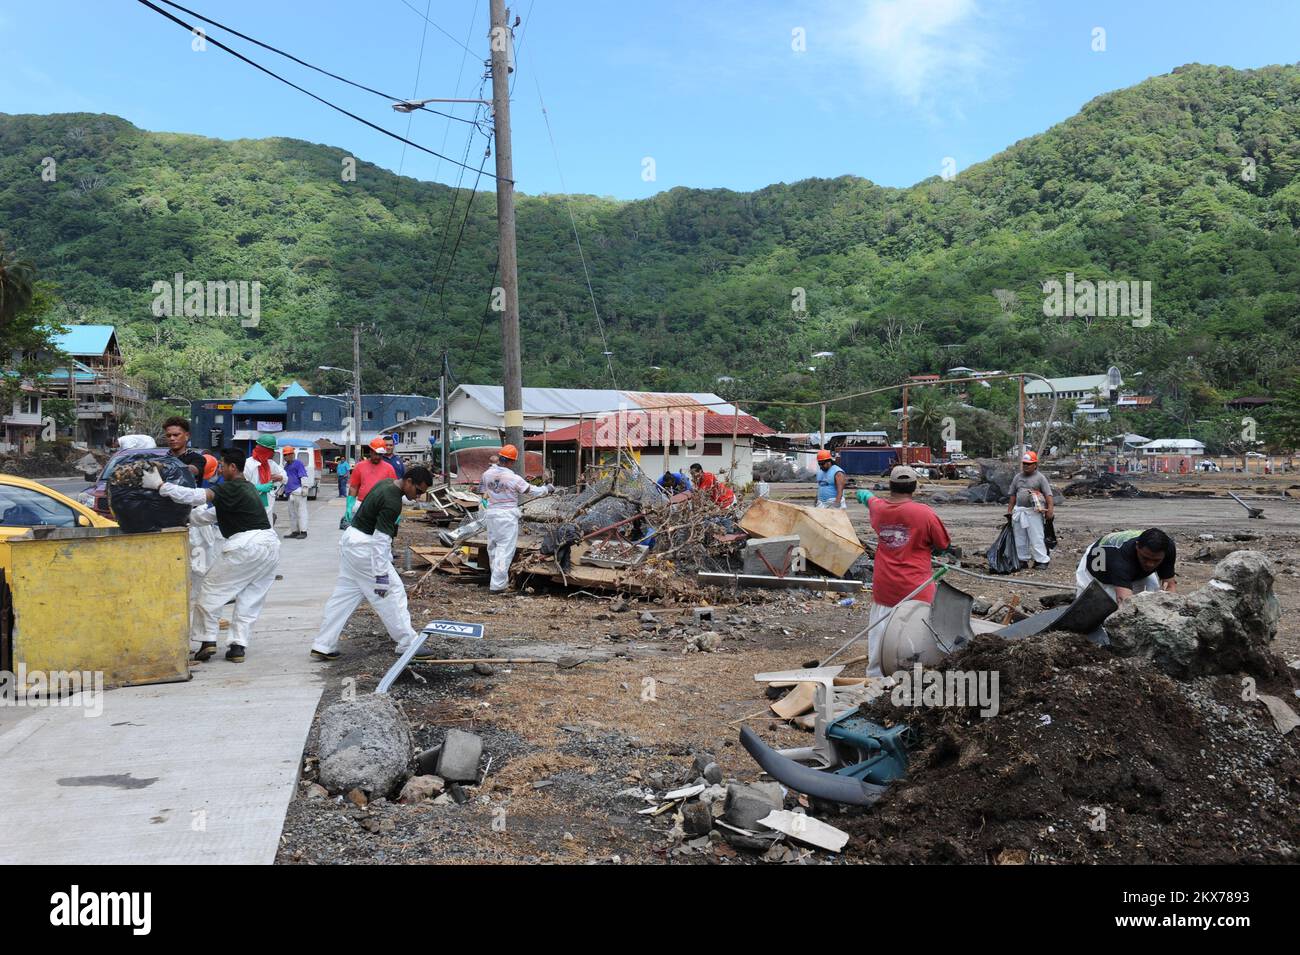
415,745,442,776
436,729,484,783
318,695,413,798
681,800,714,837
702,762,725,785
722,782,784,831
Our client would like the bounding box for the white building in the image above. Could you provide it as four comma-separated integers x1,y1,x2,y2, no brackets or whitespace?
1139,438,1206,456
1,386,43,454
379,413,442,459
1024,366,1124,402
443,385,743,438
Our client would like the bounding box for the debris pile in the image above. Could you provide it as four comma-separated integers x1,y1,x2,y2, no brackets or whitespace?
1061,470,1152,498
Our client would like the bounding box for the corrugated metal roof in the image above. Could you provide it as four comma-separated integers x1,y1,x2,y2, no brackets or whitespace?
453,384,739,418
50,325,116,356
1024,374,1112,394
527,412,774,448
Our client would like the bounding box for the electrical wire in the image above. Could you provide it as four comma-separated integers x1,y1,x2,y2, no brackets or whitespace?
396,0,435,177
150,0,484,129
533,70,617,388
134,0,507,181
394,0,479,58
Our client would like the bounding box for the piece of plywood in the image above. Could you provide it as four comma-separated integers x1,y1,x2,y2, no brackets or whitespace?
739,499,864,576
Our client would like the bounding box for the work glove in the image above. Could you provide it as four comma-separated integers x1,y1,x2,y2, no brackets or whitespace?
855,489,873,505
255,481,275,494
345,495,356,521
141,467,163,491
545,483,556,494
374,573,390,599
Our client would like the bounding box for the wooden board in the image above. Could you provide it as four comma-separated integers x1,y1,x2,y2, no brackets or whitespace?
738,498,864,577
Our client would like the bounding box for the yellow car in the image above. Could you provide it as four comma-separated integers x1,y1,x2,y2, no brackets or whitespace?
0,474,117,574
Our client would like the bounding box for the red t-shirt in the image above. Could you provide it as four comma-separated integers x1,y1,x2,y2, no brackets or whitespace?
867,497,950,606
695,471,735,507
348,458,397,500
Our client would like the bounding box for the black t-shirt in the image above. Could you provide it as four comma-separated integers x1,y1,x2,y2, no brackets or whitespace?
1085,530,1176,588
211,479,271,538
173,448,207,478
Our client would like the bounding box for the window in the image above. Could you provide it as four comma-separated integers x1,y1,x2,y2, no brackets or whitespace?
312,411,322,422
0,485,77,528
396,410,407,422
214,414,224,424
703,442,723,456
365,410,374,421
21,395,39,415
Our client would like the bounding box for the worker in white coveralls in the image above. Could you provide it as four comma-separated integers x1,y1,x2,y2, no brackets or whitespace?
187,453,224,633
1005,450,1054,569
480,445,554,594
309,467,434,661
281,445,310,539
143,447,280,664
245,434,286,528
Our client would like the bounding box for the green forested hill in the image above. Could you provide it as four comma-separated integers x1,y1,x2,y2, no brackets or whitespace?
3,62,1300,436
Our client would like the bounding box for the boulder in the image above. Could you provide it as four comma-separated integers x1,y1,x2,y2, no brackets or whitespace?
722,782,785,831
398,774,445,803
435,729,484,782
318,695,413,798
1105,551,1281,678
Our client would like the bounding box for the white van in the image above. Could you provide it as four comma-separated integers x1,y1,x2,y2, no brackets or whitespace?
274,444,321,500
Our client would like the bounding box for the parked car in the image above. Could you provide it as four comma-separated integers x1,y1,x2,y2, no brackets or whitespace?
1195,460,1221,472
81,447,173,518
0,474,117,573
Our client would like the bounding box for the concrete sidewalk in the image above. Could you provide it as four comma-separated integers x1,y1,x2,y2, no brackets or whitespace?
0,496,346,864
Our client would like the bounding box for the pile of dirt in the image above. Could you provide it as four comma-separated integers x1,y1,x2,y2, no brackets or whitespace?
0,440,93,478
839,632,1298,864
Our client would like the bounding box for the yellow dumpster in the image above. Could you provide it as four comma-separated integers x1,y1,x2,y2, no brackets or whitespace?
4,526,190,692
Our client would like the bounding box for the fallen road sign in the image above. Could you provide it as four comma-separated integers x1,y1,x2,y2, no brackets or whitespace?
422,620,485,639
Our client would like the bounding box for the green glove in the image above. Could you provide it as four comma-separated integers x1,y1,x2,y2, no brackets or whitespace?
255,481,275,494
855,489,874,505
345,494,356,521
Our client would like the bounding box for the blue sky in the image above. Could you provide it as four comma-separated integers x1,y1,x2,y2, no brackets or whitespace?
4,0,1300,199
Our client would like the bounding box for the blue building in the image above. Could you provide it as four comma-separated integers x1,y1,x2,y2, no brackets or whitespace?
190,381,436,454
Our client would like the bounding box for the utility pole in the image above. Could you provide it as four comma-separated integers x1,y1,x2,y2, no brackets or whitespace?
440,351,450,487
489,0,524,475
352,324,363,467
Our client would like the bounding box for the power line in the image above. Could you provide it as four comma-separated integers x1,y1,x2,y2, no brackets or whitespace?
394,0,479,58
134,0,507,181
151,0,484,130
533,70,618,389
396,0,434,177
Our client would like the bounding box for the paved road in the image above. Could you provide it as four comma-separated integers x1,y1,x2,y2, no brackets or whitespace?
33,476,93,499
0,496,345,864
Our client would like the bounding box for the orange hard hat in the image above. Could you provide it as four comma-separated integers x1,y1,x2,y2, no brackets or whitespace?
1022,450,1038,464
202,454,219,480
368,437,389,454
498,444,519,461
283,445,296,455
816,450,833,461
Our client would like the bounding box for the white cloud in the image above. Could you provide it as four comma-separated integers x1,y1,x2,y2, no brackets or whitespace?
840,0,996,108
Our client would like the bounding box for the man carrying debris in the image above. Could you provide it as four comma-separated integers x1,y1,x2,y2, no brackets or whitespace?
1005,450,1054,569
815,449,847,509
310,467,435,660
481,445,554,594
688,463,735,508
1076,528,1177,604
282,446,310,539
345,437,397,524
855,465,951,677
143,448,280,663
162,416,208,478
657,469,692,493
245,434,286,527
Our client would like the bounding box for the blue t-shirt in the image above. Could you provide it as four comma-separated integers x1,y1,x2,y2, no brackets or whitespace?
816,463,844,502
657,471,693,493
388,455,406,479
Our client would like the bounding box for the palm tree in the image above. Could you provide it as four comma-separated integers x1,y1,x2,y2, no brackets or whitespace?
0,238,36,323
907,388,954,450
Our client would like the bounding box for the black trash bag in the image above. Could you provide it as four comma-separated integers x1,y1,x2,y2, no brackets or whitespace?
1044,517,1058,551
107,452,197,533
986,520,1022,574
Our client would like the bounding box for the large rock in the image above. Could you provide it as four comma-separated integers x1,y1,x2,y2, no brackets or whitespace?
1105,551,1281,678
317,695,413,797
722,782,785,831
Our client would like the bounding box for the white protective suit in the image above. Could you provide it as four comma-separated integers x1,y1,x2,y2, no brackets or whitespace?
187,506,224,645
244,457,286,528
1011,505,1049,565
311,525,418,655
479,463,552,592
287,486,309,534
161,484,280,648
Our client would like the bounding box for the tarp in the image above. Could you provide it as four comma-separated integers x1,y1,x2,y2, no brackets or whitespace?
738,498,864,577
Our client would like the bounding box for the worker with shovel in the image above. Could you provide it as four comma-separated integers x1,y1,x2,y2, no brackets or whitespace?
310,467,434,661
143,448,280,663
855,465,951,676
480,445,554,594
1005,450,1054,569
